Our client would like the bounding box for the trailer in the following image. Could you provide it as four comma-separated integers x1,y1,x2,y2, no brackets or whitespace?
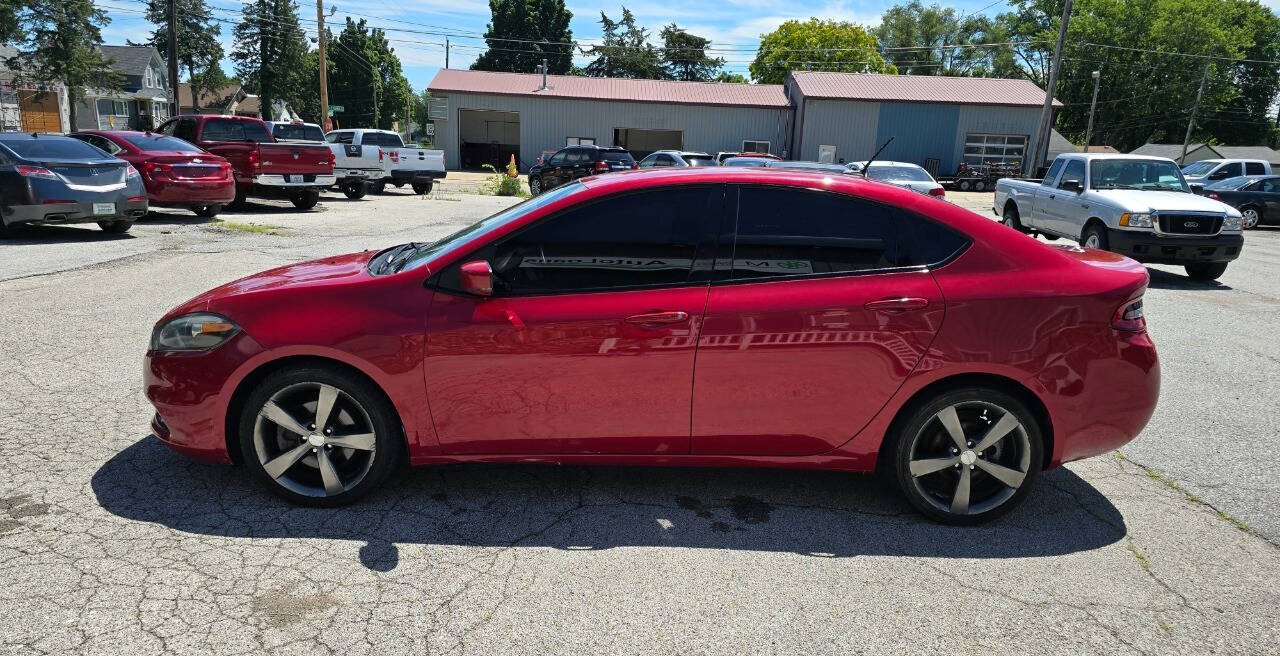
939,161,1022,192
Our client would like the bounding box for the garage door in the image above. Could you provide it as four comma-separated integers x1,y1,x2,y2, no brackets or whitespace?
614,128,681,160
18,91,61,133
459,109,519,171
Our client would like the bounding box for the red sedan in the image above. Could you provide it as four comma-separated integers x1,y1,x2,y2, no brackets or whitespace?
143,168,1159,524
70,130,235,218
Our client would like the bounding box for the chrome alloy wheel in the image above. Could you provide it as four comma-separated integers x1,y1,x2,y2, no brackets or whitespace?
1242,208,1260,229
1084,233,1102,248
906,401,1032,516
252,382,378,498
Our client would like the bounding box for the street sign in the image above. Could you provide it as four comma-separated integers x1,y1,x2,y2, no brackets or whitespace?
425,123,435,137
327,105,344,116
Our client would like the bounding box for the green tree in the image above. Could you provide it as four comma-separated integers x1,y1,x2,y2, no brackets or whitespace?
0,0,24,44
715,71,749,83
7,0,122,128
231,0,310,120
873,1,997,76
326,18,413,130
134,0,226,103
472,0,575,74
750,19,895,84
583,8,666,79
660,24,724,81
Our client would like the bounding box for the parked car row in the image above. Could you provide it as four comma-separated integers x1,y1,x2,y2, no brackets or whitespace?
0,116,447,236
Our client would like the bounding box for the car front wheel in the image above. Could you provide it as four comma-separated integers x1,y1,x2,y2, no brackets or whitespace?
239,366,401,507
890,388,1043,525
1241,207,1260,229
529,177,542,195
1185,262,1228,281
1080,224,1109,250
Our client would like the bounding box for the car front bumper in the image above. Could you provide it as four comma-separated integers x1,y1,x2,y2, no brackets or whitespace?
1109,230,1244,265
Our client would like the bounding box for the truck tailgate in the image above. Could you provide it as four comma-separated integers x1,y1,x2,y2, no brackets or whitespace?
258,143,333,175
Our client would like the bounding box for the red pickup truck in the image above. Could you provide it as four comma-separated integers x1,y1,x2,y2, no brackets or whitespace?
157,115,335,210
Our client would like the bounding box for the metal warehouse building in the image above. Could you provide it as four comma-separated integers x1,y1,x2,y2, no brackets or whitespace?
427,69,1059,175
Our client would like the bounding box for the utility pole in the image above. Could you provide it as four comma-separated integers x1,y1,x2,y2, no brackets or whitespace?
445,38,450,69
1029,0,1073,175
316,0,330,131
1083,69,1100,152
371,63,378,128
1180,58,1211,165
167,0,180,116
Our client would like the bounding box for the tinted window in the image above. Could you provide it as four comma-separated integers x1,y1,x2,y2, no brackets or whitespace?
202,119,271,143
899,212,971,267
123,134,202,152
327,132,353,144
1261,179,1280,193
730,186,901,280
547,152,566,166
685,155,715,167
1042,158,1066,186
1059,160,1085,188
1245,162,1267,175
477,186,720,295
602,151,634,164
273,124,324,141
1218,162,1243,178
365,132,403,148
2,137,108,160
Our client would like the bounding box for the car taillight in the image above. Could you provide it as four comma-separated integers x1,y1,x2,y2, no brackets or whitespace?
1207,192,1221,201
247,148,260,175
378,148,384,162
126,164,140,178
594,161,609,173
631,162,639,170
144,162,173,178
1112,297,1146,332
16,165,56,179
928,187,946,197
328,149,336,168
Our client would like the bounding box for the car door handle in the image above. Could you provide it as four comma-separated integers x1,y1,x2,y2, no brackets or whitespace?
624,311,689,326
1048,194,1056,199
864,297,930,313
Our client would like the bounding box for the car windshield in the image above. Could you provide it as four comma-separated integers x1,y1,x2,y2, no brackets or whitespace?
1090,159,1188,192
1180,161,1217,176
685,155,715,167
382,182,588,274
122,134,203,153
273,124,324,142
2,137,109,159
1205,176,1256,191
866,165,934,182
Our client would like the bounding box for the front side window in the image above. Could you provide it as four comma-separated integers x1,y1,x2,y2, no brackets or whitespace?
1059,160,1085,188
547,152,566,167
461,186,720,295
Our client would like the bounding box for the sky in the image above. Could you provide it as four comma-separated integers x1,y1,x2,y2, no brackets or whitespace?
95,0,1280,91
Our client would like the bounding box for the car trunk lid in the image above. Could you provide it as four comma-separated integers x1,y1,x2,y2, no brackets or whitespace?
37,158,127,188
146,154,228,179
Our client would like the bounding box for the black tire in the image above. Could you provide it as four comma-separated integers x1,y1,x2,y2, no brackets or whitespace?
291,191,320,210
393,182,404,188
97,219,133,233
957,179,972,191
529,176,542,196
343,182,367,200
228,187,248,209
0,219,17,239
411,181,433,195
1042,234,1060,241
369,181,386,195
972,180,986,192
1185,262,1228,281
1080,223,1109,251
889,387,1044,525
194,204,221,218
238,365,402,507
1240,206,1262,229
1001,204,1026,233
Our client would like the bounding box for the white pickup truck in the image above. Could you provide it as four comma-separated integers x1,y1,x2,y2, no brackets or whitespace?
325,129,446,195
994,153,1244,281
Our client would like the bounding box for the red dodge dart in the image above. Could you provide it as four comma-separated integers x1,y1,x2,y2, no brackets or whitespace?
143,168,1159,524
71,130,235,218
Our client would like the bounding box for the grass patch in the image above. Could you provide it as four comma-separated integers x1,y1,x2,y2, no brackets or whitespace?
1126,544,1152,572
1117,452,1254,534
420,191,462,202
213,220,286,236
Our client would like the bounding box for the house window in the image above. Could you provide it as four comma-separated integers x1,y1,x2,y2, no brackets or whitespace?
144,68,153,88
962,133,1028,168
742,140,770,153
567,137,595,146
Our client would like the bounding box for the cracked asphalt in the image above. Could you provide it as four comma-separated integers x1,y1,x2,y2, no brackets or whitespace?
2,183,1278,655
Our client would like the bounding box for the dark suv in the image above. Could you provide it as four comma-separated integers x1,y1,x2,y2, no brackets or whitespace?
528,145,636,195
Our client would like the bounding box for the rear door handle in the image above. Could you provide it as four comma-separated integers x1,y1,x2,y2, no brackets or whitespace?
864,297,930,313
624,311,689,326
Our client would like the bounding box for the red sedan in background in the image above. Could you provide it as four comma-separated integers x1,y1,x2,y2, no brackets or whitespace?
70,130,235,218
142,167,1159,525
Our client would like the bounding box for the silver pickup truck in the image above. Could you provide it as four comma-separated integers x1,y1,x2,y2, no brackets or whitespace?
327,129,446,195
994,153,1244,281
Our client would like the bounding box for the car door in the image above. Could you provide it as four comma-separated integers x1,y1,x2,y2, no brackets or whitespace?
1042,159,1086,237
1208,162,1243,183
1260,178,1280,218
424,185,723,455
1027,158,1065,232
690,184,950,456
541,151,567,189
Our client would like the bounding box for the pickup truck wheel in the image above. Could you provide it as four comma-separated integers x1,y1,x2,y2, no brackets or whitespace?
1001,205,1026,233
193,204,221,218
291,191,320,210
1185,262,1228,281
343,183,367,200
1241,207,1261,229
1081,224,1109,250
411,181,433,195
229,188,248,209
369,181,386,195
97,220,133,233
529,177,542,195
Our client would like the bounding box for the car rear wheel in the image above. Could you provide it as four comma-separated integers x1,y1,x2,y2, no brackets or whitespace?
1001,205,1026,233
342,182,367,200
1185,262,1228,281
529,177,542,196
1080,223,1109,250
291,191,320,210
98,220,133,233
1241,207,1261,229
412,181,433,195
193,204,221,218
890,388,1042,525
239,366,401,507
229,187,248,209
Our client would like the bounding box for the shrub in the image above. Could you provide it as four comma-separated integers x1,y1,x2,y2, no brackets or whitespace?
481,162,525,197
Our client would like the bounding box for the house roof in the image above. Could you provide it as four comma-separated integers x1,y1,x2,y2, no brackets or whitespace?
177,83,260,115
1213,145,1280,164
1047,129,1076,155
428,69,791,109
1130,143,1218,159
1080,145,1121,153
789,71,1062,108
100,46,159,76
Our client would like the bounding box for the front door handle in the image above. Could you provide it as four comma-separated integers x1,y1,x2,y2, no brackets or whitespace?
1048,194,1056,199
624,311,689,326
864,297,930,313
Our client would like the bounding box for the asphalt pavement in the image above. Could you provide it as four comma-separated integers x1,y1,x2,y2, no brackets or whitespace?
1,185,1277,655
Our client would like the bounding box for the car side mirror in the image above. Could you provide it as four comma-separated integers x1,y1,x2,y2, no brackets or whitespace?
1060,180,1083,193
459,260,494,297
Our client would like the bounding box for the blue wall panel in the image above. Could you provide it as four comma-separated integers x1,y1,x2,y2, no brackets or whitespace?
875,103,961,171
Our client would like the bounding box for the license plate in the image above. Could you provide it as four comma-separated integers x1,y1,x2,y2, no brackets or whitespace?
93,202,115,216
286,175,301,183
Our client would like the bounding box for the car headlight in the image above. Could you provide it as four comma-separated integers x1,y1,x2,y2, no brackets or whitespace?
1222,214,1243,231
150,313,241,352
1119,212,1152,228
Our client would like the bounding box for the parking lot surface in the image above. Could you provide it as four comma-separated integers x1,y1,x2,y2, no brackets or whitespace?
2,185,1278,654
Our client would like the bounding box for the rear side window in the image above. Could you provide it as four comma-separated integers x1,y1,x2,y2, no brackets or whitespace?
1245,162,1266,176
273,124,324,141
685,155,715,167
1042,158,1065,186
123,134,202,152
729,186,901,279
327,132,353,144
2,137,107,159
202,119,271,143
899,212,971,267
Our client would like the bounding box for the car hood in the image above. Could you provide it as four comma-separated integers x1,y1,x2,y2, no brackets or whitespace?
164,251,375,318
1095,189,1239,215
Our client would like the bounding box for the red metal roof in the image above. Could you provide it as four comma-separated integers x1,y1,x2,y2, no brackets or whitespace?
428,69,791,109
790,72,1062,107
